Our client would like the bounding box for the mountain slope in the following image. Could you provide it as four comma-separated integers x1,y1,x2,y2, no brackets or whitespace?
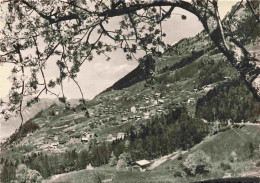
102,64,145,92
0,98,59,142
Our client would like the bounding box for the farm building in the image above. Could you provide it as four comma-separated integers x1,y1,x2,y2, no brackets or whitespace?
86,164,93,170
158,99,165,104
203,85,213,91
133,160,151,172
116,132,126,140
153,100,158,105
187,98,195,104
122,117,128,122
144,112,150,119
154,93,161,98
106,134,116,142
81,132,98,143
130,106,137,113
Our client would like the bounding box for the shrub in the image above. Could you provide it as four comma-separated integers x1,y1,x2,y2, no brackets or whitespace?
211,123,220,134
34,110,43,118
109,152,118,167
219,162,231,171
70,132,81,138
229,151,238,162
89,122,95,129
177,150,183,160
116,152,132,171
58,133,69,144
169,163,185,177
218,125,231,133
16,164,43,183
183,150,211,175
10,181,18,183
255,161,260,167
232,124,240,128
90,172,105,183
50,110,55,116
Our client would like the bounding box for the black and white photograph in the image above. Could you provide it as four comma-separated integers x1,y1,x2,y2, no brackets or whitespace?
0,0,260,182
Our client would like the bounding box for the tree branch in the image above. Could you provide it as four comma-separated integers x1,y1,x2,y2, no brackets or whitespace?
246,0,260,22
13,44,25,139
21,0,80,24
157,6,175,23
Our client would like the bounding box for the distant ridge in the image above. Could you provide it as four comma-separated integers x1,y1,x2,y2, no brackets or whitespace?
0,98,80,143
101,64,145,93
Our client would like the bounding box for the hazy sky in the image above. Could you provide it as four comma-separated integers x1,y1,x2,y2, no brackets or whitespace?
0,1,239,100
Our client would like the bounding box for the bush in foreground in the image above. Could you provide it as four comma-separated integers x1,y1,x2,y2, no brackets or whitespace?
90,172,105,183
183,150,211,175
219,162,231,171
14,164,43,183
255,160,260,167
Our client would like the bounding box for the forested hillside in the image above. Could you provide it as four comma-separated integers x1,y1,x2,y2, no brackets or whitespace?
196,79,260,123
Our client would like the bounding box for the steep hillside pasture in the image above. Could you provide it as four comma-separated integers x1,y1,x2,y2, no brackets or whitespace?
157,125,260,181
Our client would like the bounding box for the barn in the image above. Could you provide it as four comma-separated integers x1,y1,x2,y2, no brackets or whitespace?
133,160,151,172
81,132,98,143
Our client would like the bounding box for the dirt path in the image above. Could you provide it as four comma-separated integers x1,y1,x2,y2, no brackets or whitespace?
148,150,190,170
236,123,260,126
170,150,188,160
42,170,82,183
43,174,66,183
148,153,177,170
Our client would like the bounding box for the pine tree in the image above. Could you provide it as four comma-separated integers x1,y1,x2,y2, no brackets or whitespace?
109,152,117,167
116,152,132,171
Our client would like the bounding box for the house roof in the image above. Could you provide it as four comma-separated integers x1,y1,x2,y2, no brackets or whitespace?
117,132,125,135
81,137,89,141
135,160,150,166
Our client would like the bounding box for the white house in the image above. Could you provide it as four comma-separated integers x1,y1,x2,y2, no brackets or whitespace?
203,85,213,92
187,98,195,104
106,134,116,142
86,163,93,170
154,93,161,98
144,112,150,119
122,117,128,122
117,132,126,140
130,106,137,113
158,99,165,104
157,109,163,112
81,132,98,143
153,100,158,105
